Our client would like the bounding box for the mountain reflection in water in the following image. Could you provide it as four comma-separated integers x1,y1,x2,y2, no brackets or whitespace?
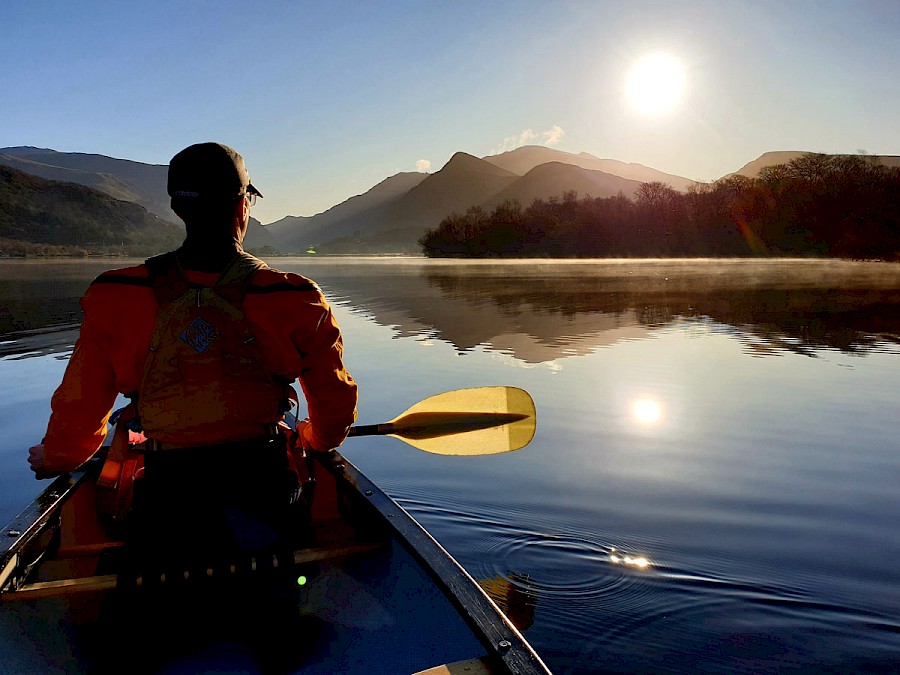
2,258,899,362
307,259,900,362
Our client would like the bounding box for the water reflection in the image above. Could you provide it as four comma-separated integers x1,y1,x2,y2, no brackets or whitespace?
308,259,900,362
630,398,662,426
478,572,537,632
0,326,79,359
415,260,900,360
0,260,115,334
2,259,899,363
609,547,652,570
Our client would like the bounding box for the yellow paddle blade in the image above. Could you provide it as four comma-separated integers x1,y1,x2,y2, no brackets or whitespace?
385,386,536,455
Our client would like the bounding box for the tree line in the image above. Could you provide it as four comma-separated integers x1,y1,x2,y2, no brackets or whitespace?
419,154,900,259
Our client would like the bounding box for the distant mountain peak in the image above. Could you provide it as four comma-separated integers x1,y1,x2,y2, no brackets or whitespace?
1,146,56,154
483,146,695,190
442,151,518,178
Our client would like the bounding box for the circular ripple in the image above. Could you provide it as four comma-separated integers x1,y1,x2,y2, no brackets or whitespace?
398,496,661,605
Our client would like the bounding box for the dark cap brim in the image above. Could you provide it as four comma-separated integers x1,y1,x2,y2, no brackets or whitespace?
247,183,263,198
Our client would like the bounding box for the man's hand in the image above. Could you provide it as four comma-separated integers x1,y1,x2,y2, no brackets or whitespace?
296,419,330,453
28,443,56,480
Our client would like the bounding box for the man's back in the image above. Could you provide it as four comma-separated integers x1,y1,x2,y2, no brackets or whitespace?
41,256,357,473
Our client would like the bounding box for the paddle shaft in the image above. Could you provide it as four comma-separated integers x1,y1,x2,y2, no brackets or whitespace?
337,388,536,455
348,423,391,437
349,412,530,438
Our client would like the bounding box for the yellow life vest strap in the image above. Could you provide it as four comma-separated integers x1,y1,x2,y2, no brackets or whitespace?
212,252,269,306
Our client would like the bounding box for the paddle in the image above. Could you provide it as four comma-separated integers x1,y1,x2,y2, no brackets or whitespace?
346,386,536,456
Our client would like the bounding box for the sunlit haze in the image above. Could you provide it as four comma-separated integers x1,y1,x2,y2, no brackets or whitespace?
2,1,899,224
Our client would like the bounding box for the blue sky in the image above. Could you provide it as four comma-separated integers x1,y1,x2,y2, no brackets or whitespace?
3,1,899,224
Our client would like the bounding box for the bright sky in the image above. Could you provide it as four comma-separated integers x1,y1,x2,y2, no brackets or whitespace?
2,1,899,224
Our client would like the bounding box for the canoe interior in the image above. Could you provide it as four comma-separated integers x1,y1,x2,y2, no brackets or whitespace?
1,450,548,674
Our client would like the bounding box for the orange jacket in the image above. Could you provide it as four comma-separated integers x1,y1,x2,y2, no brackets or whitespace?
42,261,358,474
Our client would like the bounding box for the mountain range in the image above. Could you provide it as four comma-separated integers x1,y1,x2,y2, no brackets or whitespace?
250,146,900,253
3,145,898,255
0,147,271,251
267,147,698,253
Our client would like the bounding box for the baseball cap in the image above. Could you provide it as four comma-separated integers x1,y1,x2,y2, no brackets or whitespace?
167,142,263,200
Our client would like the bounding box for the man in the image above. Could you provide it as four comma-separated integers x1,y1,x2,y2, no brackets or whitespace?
28,142,358,560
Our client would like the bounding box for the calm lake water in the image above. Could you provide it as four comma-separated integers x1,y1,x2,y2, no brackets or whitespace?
2,257,899,673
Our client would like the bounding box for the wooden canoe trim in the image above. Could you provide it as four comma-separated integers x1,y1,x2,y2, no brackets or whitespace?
56,542,125,558
3,540,384,602
413,656,497,674
4,574,118,601
0,553,19,591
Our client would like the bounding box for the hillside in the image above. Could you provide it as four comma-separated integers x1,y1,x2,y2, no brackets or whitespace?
268,171,427,251
269,152,655,253
482,162,644,210
1,146,272,251
390,153,519,229
0,165,183,255
732,151,900,177
269,153,521,253
0,146,171,220
482,145,696,191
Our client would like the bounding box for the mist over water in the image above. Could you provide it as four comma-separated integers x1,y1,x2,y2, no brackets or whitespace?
2,257,899,673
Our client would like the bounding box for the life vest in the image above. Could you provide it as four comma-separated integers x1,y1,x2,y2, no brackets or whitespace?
96,403,146,522
136,251,290,447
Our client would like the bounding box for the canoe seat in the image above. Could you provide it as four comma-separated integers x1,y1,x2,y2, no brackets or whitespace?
413,656,497,675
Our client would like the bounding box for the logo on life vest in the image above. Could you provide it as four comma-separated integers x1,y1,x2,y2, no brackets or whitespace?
180,317,220,353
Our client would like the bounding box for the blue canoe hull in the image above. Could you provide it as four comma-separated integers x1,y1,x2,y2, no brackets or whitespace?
0,450,549,674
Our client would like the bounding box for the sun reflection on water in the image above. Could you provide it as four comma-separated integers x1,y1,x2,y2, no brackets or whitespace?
609,547,652,570
631,397,663,425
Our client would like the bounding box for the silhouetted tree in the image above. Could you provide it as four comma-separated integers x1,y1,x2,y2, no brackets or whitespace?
419,154,900,260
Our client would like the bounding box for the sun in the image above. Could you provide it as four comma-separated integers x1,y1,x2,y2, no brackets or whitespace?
625,52,686,116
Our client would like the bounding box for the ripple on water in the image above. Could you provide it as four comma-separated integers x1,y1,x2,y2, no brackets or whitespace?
400,496,668,637
399,495,900,673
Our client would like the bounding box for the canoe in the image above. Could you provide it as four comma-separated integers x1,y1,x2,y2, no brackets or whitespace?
0,410,550,673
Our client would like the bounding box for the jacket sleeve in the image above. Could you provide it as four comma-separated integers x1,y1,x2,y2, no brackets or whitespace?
42,294,119,473
295,303,358,451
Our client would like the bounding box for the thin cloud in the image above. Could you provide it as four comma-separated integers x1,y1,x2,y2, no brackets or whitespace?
542,124,565,146
490,125,566,155
416,159,432,172
518,129,538,145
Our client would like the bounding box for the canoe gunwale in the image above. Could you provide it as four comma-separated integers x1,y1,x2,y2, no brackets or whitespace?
0,466,90,592
328,452,552,675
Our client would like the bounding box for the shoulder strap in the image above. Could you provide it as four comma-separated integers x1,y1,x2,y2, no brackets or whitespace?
144,252,189,304
213,251,268,305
